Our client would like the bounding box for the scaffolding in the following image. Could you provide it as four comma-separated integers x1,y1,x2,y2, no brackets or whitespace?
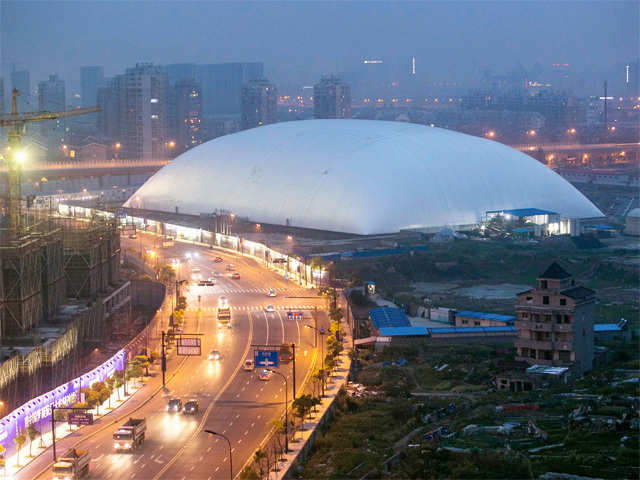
54,216,120,299
0,235,43,338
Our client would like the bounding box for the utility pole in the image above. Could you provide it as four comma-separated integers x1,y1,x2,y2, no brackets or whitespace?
161,331,167,387
291,343,296,398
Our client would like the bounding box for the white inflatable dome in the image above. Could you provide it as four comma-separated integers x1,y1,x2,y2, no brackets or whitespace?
126,120,602,235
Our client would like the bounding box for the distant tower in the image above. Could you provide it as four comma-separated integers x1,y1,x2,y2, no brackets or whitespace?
38,74,66,144
411,56,416,75
11,69,30,111
241,78,277,130
81,66,104,128
174,78,203,152
313,76,351,119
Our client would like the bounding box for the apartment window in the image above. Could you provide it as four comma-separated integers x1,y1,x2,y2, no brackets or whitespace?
560,298,566,306
543,296,549,305
540,280,548,289
474,321,481,326
461,320,468,325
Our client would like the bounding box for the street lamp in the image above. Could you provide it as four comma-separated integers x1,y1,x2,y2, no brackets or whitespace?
304,324,326,396
204,430,232,479
266,369,289,453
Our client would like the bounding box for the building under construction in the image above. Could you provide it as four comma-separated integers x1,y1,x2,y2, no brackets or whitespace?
0,209,124,409
0,87,127,410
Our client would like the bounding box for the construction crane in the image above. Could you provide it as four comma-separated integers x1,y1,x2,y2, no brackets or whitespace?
0,88,101,233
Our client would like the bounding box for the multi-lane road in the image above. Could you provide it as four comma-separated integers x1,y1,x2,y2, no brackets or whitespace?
29,232,325,480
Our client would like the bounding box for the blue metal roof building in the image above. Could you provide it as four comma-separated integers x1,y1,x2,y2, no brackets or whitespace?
379,327,430,337
369,307,411,329
429,326,517,335
455,310,516,325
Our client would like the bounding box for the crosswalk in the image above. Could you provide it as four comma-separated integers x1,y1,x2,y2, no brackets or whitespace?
191,286,314,296
186,305,318,312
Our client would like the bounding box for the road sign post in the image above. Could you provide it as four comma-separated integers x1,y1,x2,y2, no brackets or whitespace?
177,337,202,356
254,349,279,368
67,412,94,426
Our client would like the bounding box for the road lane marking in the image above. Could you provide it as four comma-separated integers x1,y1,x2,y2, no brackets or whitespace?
277,310,285,344
263,311,269,346
152,310,254,480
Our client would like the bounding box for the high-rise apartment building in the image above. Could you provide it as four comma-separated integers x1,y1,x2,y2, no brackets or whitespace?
80,66,104,107
97,77,120,142
241,78,277,130
173,79,203,153
313,76,351,119
98,64,169,159
515,262,595,373
11,69,31,112
166,63,197,86
81,66,104,128
196,62,263,116
38,74,66,143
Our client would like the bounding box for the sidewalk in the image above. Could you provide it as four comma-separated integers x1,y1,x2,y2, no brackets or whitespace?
273,338,352,480
10,329,188,480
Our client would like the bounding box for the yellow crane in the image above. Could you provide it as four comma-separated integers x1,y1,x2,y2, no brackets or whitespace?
0,88,101,232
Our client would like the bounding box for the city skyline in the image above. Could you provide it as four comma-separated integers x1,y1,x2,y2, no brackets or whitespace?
1,1,638,94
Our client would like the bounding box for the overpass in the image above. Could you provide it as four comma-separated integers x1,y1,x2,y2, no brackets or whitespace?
0,158,170,180
513,142,639,154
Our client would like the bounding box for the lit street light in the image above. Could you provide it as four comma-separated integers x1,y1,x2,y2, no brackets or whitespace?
266,369,289,453
304,324,326,396
204,430,232,479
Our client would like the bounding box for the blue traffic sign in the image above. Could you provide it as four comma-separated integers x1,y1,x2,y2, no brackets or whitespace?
254,350,279,368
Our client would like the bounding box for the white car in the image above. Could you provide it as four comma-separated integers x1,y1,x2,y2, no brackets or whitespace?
267,289,277,297
258,369,272,381
243,359,254,371
264,305,275,313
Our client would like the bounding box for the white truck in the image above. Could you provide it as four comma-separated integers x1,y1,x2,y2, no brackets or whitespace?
113,417,146,452
51,448,90,480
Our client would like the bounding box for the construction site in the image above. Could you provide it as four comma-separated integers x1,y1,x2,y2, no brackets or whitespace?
0,89,131,411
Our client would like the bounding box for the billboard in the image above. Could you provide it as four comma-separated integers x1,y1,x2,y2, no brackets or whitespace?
67,412,94,426
177,337,201,356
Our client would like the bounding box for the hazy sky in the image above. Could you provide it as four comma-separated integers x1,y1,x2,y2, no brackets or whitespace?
1,0,638,92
